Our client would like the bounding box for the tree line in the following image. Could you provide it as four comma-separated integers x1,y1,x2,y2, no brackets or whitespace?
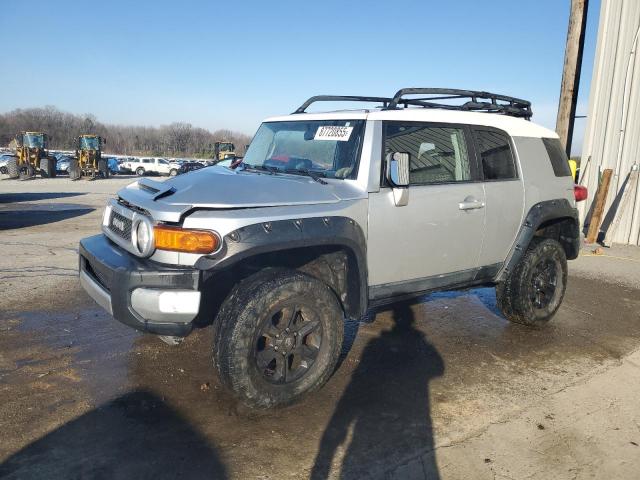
0,106,253,158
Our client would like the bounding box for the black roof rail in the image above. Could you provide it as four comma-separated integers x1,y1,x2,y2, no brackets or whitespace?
293,96,394,114
293,88,532,120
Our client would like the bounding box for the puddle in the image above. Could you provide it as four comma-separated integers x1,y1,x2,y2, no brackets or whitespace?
10,306,138,403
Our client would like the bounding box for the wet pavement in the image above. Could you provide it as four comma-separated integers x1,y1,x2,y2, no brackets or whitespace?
1,179,640,479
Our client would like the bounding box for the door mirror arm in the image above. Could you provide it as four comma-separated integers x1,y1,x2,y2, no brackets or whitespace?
386,152,410,206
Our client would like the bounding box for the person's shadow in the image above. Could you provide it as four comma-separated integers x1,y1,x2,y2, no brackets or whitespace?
311,302,445,479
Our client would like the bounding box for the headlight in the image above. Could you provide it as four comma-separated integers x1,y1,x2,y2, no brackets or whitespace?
132,217,154,257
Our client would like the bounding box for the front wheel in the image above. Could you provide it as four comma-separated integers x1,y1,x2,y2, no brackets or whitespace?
6,157,18,179
169,168,178,176
213,269,344,408
98,159,109,179
496,238,567,327
136,167,145,176
39,158,56,178
69,159,81,181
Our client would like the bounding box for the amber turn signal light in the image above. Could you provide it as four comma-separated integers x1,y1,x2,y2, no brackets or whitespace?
154,226,220,254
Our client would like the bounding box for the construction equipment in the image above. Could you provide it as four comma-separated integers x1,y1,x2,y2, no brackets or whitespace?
213,141,236,161
7,132,56,180
71,134,108,180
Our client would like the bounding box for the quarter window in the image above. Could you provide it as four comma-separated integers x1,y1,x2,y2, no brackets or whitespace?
474,129,517,180
384,124,472,185
542,137,572,177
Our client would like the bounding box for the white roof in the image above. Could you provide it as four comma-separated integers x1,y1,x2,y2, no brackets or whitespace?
264,108,558,139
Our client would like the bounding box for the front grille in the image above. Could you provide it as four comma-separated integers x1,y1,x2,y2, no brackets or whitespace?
108,210,132,241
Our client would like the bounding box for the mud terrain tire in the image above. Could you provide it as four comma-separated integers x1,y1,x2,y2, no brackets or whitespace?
497,238,567,327
213,269,344,408
98,159,109,179
69,159,81,180
7,157,18,178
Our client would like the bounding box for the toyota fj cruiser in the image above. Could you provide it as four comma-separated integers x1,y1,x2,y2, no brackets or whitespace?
79,88,587,408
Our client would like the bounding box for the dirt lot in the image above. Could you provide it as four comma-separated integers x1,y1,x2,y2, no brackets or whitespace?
1,177,640,479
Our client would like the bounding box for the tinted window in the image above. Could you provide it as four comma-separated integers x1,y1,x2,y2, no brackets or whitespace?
475,129,517,180
542,138,572,177
384,123,472,185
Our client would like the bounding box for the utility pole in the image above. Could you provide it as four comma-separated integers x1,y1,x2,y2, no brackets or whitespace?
556,0,589,157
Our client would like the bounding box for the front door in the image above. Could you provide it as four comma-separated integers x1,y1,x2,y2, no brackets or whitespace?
367,122,486,298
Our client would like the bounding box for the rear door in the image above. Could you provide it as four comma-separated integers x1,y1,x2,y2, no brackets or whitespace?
367,122,486,295
472,127,525,269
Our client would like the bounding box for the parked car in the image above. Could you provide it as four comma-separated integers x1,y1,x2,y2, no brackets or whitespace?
0,154,17,174
120,157,173,176
56,155,73,174
106,158,120,175
177,161,205,175
79,87,587,408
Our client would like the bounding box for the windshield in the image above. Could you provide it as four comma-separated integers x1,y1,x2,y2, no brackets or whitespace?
243,120,365,179
218,143,234,152
79,136,100,150
24,134,45,148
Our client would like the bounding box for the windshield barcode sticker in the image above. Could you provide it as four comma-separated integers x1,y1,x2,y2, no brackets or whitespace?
314,126,354,141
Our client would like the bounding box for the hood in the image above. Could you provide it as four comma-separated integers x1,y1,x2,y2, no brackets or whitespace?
117,166,361,223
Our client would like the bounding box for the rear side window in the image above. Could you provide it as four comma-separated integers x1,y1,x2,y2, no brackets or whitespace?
474,129,517,180
542,138,572,177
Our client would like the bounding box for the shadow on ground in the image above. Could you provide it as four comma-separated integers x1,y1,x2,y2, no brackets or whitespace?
0,192,85,203
0,390,228,480
311,301,444,479
0,205,94,230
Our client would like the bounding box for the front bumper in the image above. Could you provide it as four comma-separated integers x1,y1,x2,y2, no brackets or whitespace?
79,234,201,336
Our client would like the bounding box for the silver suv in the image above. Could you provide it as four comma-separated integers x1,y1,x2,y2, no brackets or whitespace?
79,88,587,408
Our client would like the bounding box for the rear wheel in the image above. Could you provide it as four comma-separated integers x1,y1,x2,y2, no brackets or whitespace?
496,238,567,327
98,159,109,179
136,167,145,176
69,159,81,181
7,157,18,179
213,269,344,408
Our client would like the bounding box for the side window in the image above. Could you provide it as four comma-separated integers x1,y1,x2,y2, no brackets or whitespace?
384,123,472,185
542,137,572,177
474,129,517,180
142,159,151,164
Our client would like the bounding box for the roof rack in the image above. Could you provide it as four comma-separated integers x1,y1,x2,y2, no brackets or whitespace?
292,88,532,120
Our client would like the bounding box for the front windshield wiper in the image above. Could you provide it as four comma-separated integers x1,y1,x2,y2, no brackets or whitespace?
284,168,328,185
241,164,278,175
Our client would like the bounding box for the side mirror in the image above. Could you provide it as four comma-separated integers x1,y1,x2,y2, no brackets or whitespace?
387,152,410,187
386,152,410,206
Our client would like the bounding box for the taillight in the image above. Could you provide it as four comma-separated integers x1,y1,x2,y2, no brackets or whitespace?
574,185,588,202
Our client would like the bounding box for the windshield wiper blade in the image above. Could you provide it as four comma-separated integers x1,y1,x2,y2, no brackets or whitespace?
284,168,328,184
241,164,276,175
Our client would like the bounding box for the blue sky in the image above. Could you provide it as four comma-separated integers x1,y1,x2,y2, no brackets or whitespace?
0,0,600,152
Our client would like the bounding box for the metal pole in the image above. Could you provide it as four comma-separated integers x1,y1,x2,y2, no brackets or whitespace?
556,0,589,157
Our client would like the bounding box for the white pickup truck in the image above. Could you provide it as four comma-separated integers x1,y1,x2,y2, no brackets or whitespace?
121,158,179,176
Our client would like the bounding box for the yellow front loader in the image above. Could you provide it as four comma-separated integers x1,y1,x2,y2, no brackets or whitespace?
214,141,236,161
7,132,56,180
70,134,108,180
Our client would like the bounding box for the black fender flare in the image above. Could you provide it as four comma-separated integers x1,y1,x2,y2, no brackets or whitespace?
194,216,368,318
496,198,580,282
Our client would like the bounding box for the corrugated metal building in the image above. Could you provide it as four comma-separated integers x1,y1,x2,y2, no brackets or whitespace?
579,0,640,245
